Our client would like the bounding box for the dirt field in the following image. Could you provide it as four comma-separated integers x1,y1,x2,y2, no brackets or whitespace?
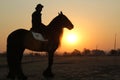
0,56,120,80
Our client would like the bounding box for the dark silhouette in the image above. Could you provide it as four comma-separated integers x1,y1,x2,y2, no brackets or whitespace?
82,48,91,56
71,49,81,56
6,12,74,80
30,4,46,35
91,49,105,56
109,49,120,56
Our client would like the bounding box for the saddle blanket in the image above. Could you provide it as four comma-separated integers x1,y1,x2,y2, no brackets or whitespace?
32,32,48,41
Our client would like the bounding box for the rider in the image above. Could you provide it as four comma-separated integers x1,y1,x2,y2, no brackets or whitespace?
30,4,46,36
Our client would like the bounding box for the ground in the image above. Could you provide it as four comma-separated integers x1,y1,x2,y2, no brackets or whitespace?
0,56,120,80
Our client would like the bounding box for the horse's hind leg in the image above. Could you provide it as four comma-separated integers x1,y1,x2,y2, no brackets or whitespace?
7,46,16,80
15,48,28,80
7,46,27,80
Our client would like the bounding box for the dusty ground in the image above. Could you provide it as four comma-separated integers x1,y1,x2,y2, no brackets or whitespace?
0,56,120,80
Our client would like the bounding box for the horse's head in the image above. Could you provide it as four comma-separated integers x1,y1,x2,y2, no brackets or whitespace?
58,12,74,30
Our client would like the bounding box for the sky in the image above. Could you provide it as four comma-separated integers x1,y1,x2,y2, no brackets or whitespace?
0,0,120,53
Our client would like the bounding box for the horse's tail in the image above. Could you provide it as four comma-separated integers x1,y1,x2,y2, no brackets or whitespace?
7,29,28,57
6,29,28,79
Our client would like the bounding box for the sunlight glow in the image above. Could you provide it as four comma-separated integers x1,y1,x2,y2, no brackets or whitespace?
59,28,82,53
62,29,80,46
66,33,77,44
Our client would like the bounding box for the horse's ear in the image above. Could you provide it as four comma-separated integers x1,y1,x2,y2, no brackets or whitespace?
60,11,63,15
58,12,60,15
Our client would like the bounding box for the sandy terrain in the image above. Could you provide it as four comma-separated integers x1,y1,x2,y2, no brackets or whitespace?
0,56,120,80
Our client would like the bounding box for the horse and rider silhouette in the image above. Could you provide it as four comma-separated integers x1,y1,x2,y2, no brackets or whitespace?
6,4,74,80
30,4,47,40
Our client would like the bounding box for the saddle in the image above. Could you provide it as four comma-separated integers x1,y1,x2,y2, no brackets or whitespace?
24,31,48,51
32,31,48,41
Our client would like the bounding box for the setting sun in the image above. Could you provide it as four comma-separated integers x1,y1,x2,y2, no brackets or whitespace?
66,33,77,44
59,28,81,52
62,29,80,46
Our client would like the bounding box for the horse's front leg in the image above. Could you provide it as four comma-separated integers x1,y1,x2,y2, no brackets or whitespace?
43,51,54,78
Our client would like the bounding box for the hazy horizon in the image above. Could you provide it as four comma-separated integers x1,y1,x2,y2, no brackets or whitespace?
0,0,120,53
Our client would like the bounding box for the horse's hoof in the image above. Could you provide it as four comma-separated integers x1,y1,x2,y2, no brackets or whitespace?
7,78,15,80
7,79,15,80
43,71,54,78
7,75,15,80
17,75,28,80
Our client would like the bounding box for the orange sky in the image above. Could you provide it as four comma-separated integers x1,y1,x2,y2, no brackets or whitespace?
0,0,120,53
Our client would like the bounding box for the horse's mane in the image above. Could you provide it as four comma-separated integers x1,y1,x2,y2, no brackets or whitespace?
46,14,64,45
47,15,60,27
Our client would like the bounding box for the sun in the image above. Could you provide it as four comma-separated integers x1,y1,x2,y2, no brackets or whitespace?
66,33,77,44
62,29,79,45
59,28,81,52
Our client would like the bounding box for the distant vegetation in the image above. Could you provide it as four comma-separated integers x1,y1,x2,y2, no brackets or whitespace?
62,48,120,56
1,49,120,57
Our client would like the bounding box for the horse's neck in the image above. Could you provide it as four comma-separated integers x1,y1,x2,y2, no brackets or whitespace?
47,23,63,44
47,16,63,43
49,25,63,36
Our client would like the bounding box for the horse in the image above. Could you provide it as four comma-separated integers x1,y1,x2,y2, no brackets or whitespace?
6,12,74,80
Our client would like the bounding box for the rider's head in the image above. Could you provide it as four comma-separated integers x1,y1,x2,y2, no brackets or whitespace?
35,4,43,12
